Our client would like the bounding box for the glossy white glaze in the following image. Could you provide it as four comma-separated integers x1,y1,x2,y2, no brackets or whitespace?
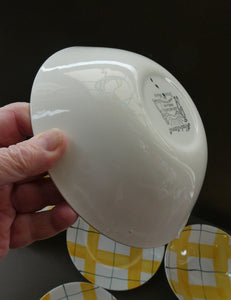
30,47,207,248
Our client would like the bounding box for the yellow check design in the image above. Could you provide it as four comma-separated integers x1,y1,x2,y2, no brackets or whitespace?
165,224,231,300
67,218,164,290
40,282,117,300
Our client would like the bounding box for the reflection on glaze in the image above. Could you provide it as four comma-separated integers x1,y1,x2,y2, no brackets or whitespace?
181,250,187,256
41,60,137,75
32,109,70,120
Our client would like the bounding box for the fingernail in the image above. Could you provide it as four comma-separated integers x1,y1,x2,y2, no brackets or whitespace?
37,129,63,151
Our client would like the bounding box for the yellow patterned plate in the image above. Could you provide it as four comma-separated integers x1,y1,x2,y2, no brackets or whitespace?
66,217,165,291
40,282,117,300
164,224,231,300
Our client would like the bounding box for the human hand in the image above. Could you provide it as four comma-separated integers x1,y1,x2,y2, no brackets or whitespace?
0,102,78,259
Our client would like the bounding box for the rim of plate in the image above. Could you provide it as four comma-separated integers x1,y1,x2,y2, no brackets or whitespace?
40,281,117,300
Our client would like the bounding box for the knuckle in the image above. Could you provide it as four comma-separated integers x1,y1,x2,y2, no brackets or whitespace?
6,143,38,176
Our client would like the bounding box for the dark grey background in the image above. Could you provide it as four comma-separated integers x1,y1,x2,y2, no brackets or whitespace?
0,1,230,299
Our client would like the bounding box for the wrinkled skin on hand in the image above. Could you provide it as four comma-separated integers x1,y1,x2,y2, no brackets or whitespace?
0,102,78,259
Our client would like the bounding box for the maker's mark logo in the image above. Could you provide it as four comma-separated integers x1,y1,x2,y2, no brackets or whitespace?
153,92,191,134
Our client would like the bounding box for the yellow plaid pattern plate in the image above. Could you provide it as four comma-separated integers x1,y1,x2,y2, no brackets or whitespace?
40,282,117,300
165,224,231,300
66,217,165,291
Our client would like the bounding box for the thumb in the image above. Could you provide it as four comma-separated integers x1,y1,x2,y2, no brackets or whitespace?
0,129,67,186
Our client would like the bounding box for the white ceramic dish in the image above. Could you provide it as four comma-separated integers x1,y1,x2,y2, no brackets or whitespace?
66,217,165,291
30,47,207,248
40,282,117,300
164,224,231,300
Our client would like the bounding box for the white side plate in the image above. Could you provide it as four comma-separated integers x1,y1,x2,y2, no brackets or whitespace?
165,224,231,300
40,282,117,300
66,217,165,290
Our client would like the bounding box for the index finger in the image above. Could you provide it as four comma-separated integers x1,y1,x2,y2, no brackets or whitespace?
0,102,33,147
